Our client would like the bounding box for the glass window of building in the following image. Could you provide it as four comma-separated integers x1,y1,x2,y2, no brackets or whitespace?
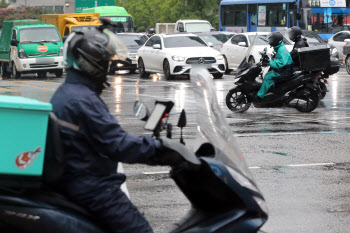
221,4,247,26
55,6,64,14
306,8,350,33
265,4,287,26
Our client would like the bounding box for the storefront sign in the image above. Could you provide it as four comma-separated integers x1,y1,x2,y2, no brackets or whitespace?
320,0,346,7
258,5,266,26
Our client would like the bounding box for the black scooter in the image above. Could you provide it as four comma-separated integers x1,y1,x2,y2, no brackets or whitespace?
226,48,322,113
0,67,268,233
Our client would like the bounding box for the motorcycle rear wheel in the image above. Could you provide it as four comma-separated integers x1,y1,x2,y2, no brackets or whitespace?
294,87,319,113
226,87,251,113
346,56,350,75
318,81,327,99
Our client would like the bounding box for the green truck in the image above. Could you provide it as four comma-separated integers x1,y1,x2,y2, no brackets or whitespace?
82,6,135,33
0,20,64,79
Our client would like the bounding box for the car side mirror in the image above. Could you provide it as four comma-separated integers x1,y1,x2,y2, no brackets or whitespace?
10,39,18,46
238,42,247,47
208,42,214,47
324,39,329,43
134,101,149,121
153,44,161,49
134,26,138,32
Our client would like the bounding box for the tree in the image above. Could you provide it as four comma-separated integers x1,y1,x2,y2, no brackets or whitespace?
0,0,9,9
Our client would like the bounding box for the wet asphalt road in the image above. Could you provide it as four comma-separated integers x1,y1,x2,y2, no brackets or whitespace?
1,69,350,233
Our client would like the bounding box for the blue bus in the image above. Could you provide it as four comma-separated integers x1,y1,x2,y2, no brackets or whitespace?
219,0,350,39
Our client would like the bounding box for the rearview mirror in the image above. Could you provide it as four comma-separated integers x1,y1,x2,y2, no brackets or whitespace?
238,42,247,47
134,101,149,121
10,39,18,46
153,44,161,49
177,109,187,128
208,42,214,47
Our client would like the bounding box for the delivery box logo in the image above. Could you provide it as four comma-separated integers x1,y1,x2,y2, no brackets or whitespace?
37,46,48,53
15,147,42,170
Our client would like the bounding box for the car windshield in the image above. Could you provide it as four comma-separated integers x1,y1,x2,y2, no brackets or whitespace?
71,26,99,32
302,32,325,44
19,27,61,43
116,34,149,48
198,34,229,45
164,36,208,48
186,23,211,32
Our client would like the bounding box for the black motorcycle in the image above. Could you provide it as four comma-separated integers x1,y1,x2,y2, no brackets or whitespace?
0,67,268,233
226,47,322,113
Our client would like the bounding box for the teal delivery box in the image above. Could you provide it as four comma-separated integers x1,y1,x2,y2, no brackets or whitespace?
0,95,52,177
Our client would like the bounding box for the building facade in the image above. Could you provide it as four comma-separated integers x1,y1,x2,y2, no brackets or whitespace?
11,0,75,13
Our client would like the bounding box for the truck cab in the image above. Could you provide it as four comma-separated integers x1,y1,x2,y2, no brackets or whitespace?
175,20,213,33
0,20,64,79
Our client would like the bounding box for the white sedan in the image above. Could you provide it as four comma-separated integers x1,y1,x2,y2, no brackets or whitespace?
137,33,226,79
220,32,293,73
328,31,350,63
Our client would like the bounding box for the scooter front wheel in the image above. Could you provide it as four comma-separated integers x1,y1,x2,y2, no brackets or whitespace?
226,87,251,113
294,87,319,113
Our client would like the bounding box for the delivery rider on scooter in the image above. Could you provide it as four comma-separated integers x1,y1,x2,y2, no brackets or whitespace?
257,31,294,99
50,25,182,233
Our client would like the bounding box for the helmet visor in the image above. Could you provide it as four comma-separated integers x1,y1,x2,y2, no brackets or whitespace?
103,29,129,60
287,28,294,40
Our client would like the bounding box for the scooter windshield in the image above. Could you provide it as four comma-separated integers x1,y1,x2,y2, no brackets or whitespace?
237,33,259,73
190,65,267,213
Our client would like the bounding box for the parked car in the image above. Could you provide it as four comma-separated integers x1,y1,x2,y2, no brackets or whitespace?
220,32,293,72
109,33,149,74
195,32,236,51
328,31,350,63
137,33,226,79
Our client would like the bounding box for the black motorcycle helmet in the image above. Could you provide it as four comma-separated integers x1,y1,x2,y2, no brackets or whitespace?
148,28,156,35
64,26,128,87
266,31,283,47
287,26,302,41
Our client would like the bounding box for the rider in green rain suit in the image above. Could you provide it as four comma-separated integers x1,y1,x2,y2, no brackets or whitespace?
257,32,293,99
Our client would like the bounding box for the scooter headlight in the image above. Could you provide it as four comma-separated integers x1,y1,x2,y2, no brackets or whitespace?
172,55,185,62
19,49,27,59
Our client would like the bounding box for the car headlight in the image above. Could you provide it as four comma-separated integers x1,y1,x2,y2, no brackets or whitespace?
19,49,27,59
172,55,185,62
330,47,338,56
216,55,224,60
59,46,64,56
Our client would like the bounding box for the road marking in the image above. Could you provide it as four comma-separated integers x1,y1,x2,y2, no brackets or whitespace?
4,81,55,91
142,163,335,175
0,86,19,92
233,130,350,137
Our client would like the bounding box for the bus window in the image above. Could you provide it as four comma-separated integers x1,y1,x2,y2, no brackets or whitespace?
264,4,287,26
221,4,247,26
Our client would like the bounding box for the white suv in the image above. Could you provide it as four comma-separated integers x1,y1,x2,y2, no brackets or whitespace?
137,33,226,79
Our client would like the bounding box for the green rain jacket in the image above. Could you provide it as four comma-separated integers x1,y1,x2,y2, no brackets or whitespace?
269,42,293,71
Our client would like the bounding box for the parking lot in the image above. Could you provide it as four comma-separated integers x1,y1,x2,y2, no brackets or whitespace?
1,68,350,233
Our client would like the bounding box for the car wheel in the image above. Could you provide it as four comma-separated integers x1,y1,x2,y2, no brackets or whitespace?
163,59,174,80
224,57,232,75
346,56,350,75
55,69,63,78
213,73,224,79
12,62,21,79
138,58,150,78
1,63,11,79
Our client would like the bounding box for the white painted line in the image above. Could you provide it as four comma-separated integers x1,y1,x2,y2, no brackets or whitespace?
249,166,261,169
143,171,169,175
287,163,335,167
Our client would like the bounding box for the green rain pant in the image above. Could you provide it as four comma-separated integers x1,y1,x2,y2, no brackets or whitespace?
257,70,280,99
